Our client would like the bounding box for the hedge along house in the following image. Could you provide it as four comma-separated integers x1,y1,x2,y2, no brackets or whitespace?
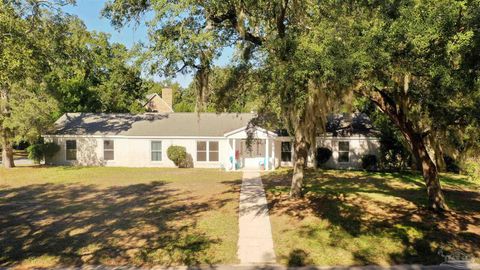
43,112,380,170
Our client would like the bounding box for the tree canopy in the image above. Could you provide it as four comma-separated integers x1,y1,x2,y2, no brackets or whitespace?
349,0,480,210
0,0,149,167
103,0,361,198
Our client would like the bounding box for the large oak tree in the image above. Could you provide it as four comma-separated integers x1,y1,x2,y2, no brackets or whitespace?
103,0,357,197
350,0,480,211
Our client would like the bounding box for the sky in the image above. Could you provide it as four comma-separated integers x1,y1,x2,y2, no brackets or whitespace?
62,0,233,88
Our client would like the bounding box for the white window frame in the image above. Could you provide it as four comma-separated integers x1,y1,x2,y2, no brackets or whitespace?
65,140,77,161
150,140,163,162
338,141,350,163
196,140,219,162
103,140,114,161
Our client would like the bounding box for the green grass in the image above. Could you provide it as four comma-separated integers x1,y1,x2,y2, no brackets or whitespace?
0,166,242,267
262,169,480,266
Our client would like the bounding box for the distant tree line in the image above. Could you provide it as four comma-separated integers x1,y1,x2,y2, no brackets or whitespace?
0,0,156,167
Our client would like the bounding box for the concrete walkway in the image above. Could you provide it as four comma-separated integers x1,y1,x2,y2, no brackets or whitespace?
237,170,276,265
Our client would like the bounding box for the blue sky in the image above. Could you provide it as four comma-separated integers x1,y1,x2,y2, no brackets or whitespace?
63,0,232,88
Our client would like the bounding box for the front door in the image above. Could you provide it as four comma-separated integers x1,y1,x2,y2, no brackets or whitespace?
240,140,265,169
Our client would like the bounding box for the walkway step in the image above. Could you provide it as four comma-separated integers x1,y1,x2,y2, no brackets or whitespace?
238,171,276,265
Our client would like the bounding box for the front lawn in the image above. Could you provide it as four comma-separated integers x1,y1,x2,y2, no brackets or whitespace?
0,166,242,268
262,169,480,266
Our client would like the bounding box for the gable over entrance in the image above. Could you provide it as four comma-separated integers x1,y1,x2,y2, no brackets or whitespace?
224,125,277,139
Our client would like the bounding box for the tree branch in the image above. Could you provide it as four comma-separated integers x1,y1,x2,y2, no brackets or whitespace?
208,8,263,45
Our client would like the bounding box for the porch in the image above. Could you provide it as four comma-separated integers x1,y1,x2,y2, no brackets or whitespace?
224,126,278,171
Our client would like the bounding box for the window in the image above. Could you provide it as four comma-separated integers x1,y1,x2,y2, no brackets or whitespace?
281,141,292,162
338,141,350,163
197,141,219,162
151,141,162,161
209,141,219,162
66,140,77,161
197,141,207,161
104,140,114,160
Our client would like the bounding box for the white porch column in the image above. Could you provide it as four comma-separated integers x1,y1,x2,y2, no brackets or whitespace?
232,138,236,171
271,139,275,170
265,138,270,170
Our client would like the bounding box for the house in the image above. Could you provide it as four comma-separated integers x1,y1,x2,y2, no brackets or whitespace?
43,112,380,170
142,88,174,113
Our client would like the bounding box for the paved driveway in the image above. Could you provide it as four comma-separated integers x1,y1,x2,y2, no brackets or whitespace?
0,158,35,166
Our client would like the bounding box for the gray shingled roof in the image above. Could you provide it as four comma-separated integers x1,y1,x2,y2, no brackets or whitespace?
274,113,379,137
49,113,255,137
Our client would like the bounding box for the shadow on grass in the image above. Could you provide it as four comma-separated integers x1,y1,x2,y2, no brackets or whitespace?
0,178,241,267
285,249,313,267
263,169,480,265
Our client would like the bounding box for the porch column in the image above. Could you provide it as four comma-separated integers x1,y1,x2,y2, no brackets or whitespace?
271,139,275,170
232,138,236,171
265,138,270,170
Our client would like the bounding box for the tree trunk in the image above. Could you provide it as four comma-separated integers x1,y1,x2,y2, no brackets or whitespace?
363,88,448,212
194,66,209,112
311,141,318,170
409,133,448,211
1,132,15,168
290,130,310,198
1,86,14,169
391,120,448,211
194,50,212,112
430,134,446,172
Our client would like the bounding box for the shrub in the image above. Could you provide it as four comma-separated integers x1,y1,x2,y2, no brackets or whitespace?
26,142,60,164
444,155,460,173
462,157,480,184
361,154,378,171
27,144,44,164
167,145,188,168
316,147,332,165
43,143,60,160
367,109,412,171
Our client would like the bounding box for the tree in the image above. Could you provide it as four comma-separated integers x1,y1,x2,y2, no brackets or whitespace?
46,17,146,114
169,67,261,113
0,1,69,168
355,98,413,171
0,0,147,168
350,0,480,211
103,0,356,197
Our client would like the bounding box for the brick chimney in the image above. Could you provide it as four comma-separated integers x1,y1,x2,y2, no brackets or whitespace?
162,88,173,110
